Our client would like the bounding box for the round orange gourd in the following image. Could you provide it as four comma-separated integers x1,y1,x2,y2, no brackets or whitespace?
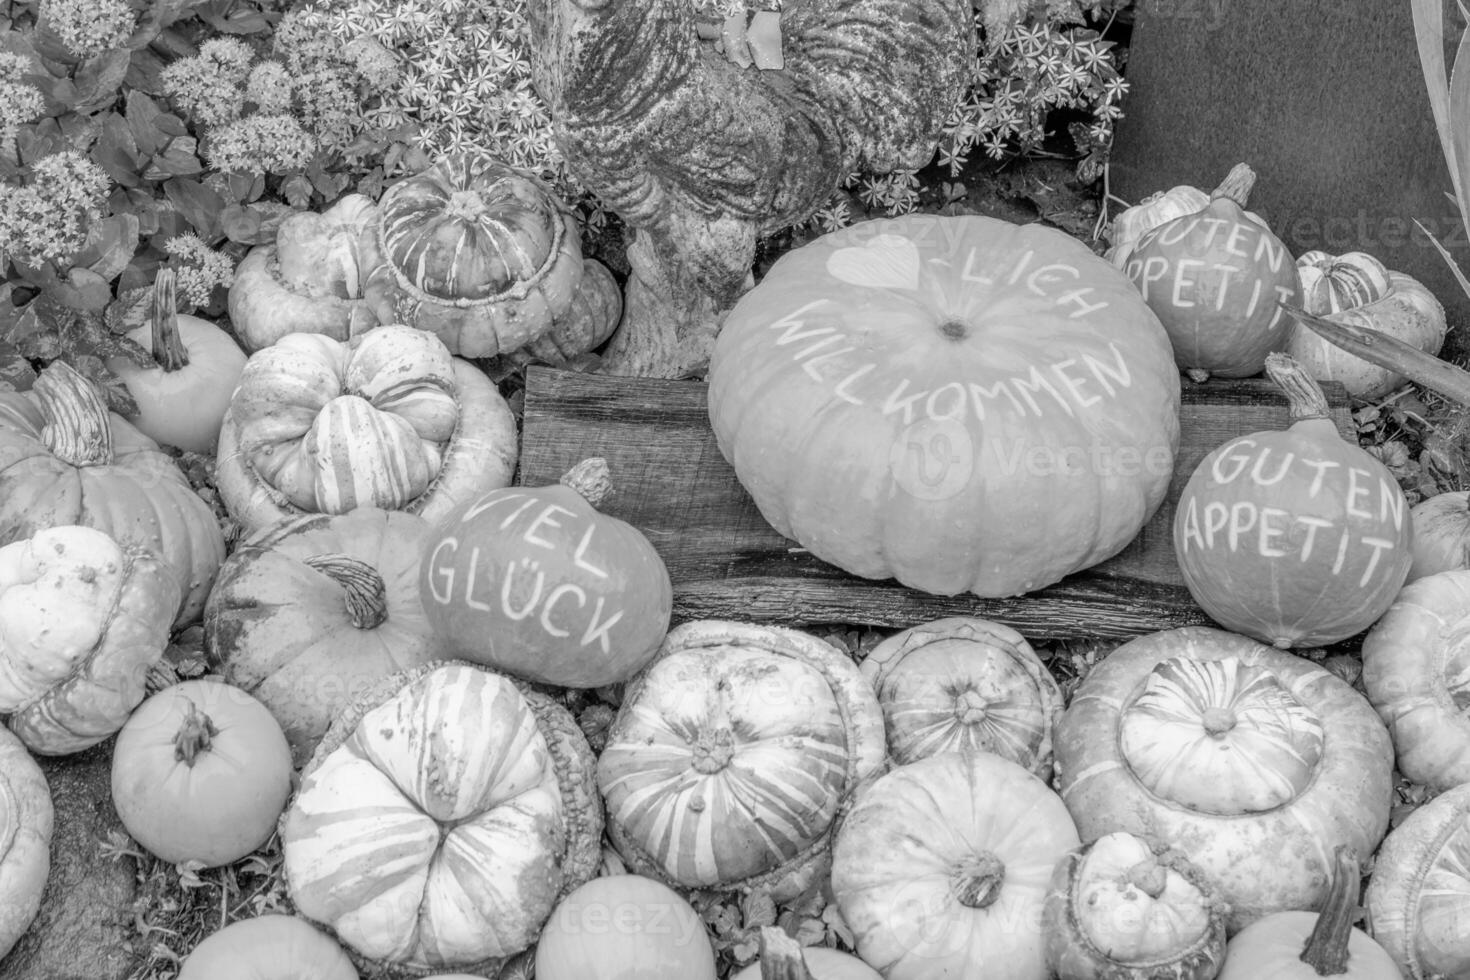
1360,569,1470,795
0,725,51,960
106,269,247,453
1365,780,1470,980
1043,832,1228,980
1123,163,1299,380
598,620,885,902
1054,626,1394,932
204,508,446,766
708,212,1181,599
111,678,292,867
0,360,226,627
421,458,672,688
830,750,1080,980
1218,847,1399,980
177,915,359,980
534,875,717,979
1173,353,1411,647
859,616,1062,778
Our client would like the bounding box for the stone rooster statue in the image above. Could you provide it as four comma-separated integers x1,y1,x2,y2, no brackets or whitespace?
528,0,976,378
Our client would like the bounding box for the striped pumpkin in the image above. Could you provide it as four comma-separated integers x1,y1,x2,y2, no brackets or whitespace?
1055,627,1394,933
215,324,517,535
860,616,1062,778
281,661,602,975
0,360,226,627
0,526,178,755
1287,254,1447,400
362,154,589,358
597,620,886,901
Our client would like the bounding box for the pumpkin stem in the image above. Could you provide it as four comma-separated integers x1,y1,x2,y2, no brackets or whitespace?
35,360,114,466
1265,352,1333,424
690,726,735,774
1201,706,1237,736
757,926,816,980
1299,845,1361,976
953,689,990,726
1125,859,1168,899
303,554,388,629
150,268,191,372
1210,163,1256,207
954,851,1007,908
173,700,218,768
560,457,613,508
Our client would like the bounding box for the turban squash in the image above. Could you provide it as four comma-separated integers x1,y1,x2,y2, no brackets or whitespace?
708,212,1180,599
0,725,51,960
215,324,517,535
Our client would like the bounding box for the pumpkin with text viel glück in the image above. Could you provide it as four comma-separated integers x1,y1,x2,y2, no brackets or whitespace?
1173,353,1411,648
707,213,1181,599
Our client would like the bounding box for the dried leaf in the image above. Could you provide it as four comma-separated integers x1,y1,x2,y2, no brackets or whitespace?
743,890,778,929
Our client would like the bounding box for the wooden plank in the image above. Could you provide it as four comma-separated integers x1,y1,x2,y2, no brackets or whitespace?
516,366,1356,640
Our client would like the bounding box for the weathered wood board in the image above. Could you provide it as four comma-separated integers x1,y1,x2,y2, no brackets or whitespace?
516,366,1355,640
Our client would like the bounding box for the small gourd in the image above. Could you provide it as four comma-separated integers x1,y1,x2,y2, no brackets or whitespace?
1106,184,1211,267
1405,491,1470,582
421,458,672,688
1173,353,1411,647
1123,163,1299,381
1217,846,1399,980
107,269,248,453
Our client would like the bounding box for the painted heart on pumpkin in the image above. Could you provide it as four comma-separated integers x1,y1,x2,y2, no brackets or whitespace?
826,234,922,291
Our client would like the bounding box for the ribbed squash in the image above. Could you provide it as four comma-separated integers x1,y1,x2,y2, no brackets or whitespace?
1055,626,1394,932
831,750,1080,980
1360,569,1470,795
0,725,51,960
860,616,1062,778
0,525,179,754
0,360,226,626
205,508,446,766
227,194,382,353
281,661,602,976
362,154,596,358
1107,186,1211,268
1365,781,1470,980
1288,251,1447,400
598,620,886,902
215,324,517,535
1043,832,1228,980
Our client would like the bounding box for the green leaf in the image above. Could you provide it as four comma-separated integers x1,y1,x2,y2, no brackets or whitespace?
69,354,140,417
1415,218,1470,302
163,177,225,239
142,138,203,181
71,213,141,281
71,48,132,115
93,112,143,187
51,267,115,312
280,173,313,209
219,204,262,245
105,285,154,336
194,1,271,35
0,343,38,392
125,91,186,156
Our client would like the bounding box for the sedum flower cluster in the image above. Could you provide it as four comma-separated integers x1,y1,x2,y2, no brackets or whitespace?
160,31,384,176
278,0,564,183
0,151,111,265
164,234,237,309
0,53,45,148
38,0,136,60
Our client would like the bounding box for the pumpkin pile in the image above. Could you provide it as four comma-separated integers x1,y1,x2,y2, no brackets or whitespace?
6,159,1470,980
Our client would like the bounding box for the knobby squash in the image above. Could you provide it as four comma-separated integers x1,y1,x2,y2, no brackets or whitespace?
215,324,517,534
1054,627,1394,932
0,725,51,960
860,616,1062,778
708,212,1181,599
831,750,1081,980
598,620,885,902
281,661,602,975
1173,353,1411,647
421,457,672,689
0,525,179,754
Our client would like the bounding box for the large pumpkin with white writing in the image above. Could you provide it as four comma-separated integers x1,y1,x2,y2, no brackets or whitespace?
421,458,672,688
1173,354,1411,647
1122,163,1298,381
1055,627,1394,933
708,213,1181,599
215,324,518,536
